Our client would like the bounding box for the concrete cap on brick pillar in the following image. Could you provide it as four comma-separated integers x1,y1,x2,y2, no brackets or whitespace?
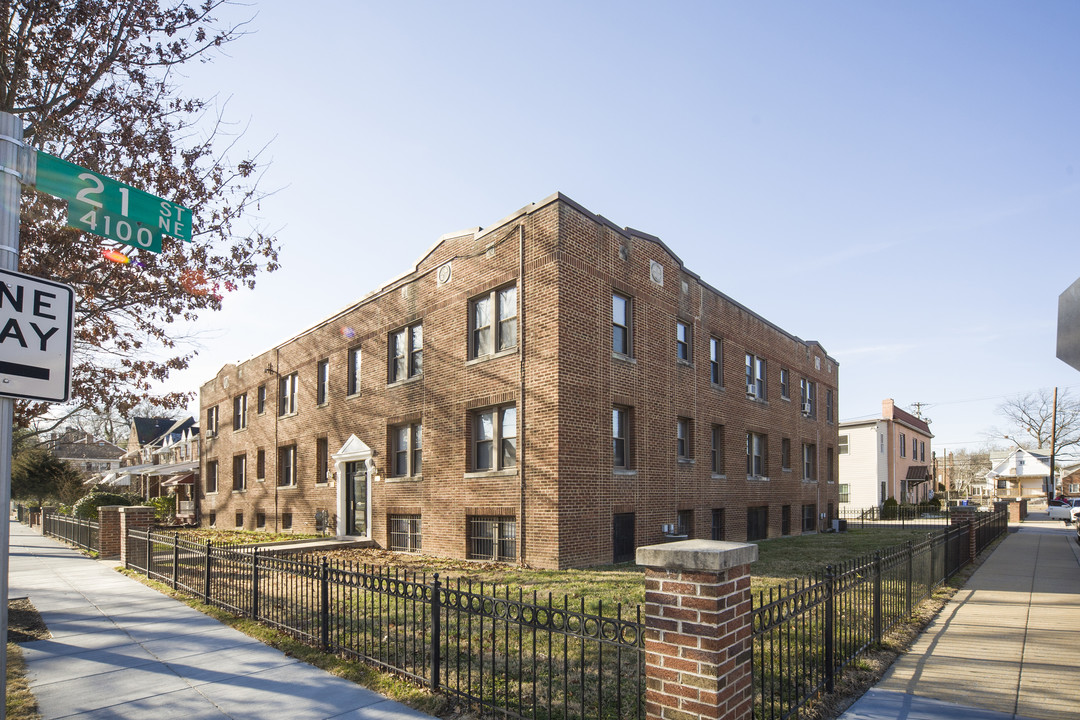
636,539,758,572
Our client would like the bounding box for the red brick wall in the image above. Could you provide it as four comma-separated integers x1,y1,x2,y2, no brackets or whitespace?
199,194,839,569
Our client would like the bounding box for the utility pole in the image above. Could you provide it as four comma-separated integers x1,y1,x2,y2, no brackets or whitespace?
1049,386,1058,499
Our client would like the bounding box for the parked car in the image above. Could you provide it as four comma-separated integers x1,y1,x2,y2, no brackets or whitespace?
1047,498,1080,523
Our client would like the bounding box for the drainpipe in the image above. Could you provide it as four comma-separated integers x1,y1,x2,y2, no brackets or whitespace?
518,223,526,565
273,348,280,531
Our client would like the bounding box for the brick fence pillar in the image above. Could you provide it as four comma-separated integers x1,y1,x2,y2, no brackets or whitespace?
950,506,977,562
636,539,759,720
97,505,124,559
119,505,156,567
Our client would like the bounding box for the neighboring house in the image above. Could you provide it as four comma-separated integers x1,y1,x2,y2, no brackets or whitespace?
985,448,1053,499
115,417,198,510
46,430,124,481
199,193,840,569
1060,462,1080,496
839,399,934,508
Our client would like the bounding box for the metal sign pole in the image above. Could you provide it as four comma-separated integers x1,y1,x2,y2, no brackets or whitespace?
0,109,25,720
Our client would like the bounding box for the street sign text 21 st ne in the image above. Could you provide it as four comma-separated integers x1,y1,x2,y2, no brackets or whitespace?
34,152,192,253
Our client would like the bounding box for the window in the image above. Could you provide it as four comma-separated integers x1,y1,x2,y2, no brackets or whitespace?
389,515,422,553
235,512,244,529
676,509,693,538
205,460,218,494
803,443,817,480
208,512,216,528
316,438,328,484
278,444,296,486
880,434,885,453
468,516,516,561
281,513,292,530
470,285,517,358
473,405,517,471
746,506,768,541
677,417,692,460
613,293,631,356
899,433,907,458
347,346,362,395
747,432,767,477
389,323,423,382
839,435,849,454
613,407,630,469
256,448,266,480
391,422,422,477
710,337,722,385
316,358,329,404
206,406,219,437
232,454,246,492
839,484,850,503
802,504,817,532
746,354,766,400
780,369,790,399
826,388,834,423
711,425,724,474
781,438,791,470
676,321,691,362
256,512,266,529
800,378,816,417
232,394,247,431
782,505,791,536
827,447,834,482
920,441,926,462
279,372,298,416
711,509,725,541
257,384,266,414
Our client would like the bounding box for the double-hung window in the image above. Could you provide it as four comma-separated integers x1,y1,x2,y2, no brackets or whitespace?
205,460,218,493
389,323,423,382
746,354,767,400
279,372,298,416
278,444,297,486
473,405,517,471
711,425,724,474
232,394,247,430
826,388,834,422
801,379,816,417
676,321,691,362
613,293,631,356
316,359,329,405
747,432,767,477
206,406,219,437
780,369,790,399
232,454,246,492
899,433,907,458
710,337,722,385
347,346,362,395
677,417,692,460
391,422,423,477
613,407,630,469
471,285,517,358
257,385,266,414
803,443,817,480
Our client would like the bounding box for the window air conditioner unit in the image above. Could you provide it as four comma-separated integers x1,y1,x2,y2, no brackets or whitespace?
661,523,676,535
802,402,812,415
747,384,757,397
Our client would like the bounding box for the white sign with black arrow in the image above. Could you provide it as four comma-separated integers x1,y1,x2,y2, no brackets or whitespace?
0,267,74,402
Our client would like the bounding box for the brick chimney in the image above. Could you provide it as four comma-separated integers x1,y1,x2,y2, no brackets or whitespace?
882,398,895,419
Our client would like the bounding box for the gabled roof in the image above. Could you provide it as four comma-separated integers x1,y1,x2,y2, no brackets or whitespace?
985,448,1053,480
130,417,177,446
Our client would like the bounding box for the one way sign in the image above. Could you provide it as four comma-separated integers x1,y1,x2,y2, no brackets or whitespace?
0,268,74,402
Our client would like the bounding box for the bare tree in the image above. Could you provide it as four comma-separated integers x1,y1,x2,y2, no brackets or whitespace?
996,388,1080,456
940,448,992,497
2,0,279,427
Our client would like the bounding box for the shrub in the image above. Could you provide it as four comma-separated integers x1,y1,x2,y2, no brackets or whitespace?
146,495,176,522
72,491,136,519
881,496,899,520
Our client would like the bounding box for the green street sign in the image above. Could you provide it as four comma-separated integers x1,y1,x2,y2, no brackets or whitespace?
34,152,192,251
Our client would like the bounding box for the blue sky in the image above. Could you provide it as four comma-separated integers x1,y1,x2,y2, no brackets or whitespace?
161,1,1080,454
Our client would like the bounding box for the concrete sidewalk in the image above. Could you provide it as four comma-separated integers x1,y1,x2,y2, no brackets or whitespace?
7,520,440,720
840,515,1080,720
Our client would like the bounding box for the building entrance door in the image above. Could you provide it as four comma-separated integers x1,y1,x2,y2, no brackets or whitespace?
345,460,368,536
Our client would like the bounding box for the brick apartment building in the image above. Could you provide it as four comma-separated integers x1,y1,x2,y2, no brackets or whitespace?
199,193,840,569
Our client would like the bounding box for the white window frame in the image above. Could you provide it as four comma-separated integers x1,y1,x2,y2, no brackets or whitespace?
746,354,767,400
747,432,766,477
278,372,298,416
677,417,692,460
470,285,518,359
472,405,517,471
676,321,691,362
278,444,297,487
391,422,423,477
347,346,362,395
613,293,631,356
389,323,423,383
232,394,247,431
710,337,722,385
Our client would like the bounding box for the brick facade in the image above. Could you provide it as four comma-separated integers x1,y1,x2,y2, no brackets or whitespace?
199,193,840,569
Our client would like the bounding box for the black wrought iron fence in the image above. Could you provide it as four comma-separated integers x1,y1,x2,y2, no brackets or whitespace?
751,509,1006,720
126,530,645,720
41,511,99,552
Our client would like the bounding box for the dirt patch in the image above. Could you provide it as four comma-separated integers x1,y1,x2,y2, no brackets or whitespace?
7,598,50,643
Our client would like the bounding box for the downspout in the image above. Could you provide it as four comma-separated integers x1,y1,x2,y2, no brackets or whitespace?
518,223,526,565
273,347,280,532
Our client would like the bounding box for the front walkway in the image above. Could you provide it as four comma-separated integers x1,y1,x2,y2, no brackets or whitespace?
8,520,440,720
841,514,1080,720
